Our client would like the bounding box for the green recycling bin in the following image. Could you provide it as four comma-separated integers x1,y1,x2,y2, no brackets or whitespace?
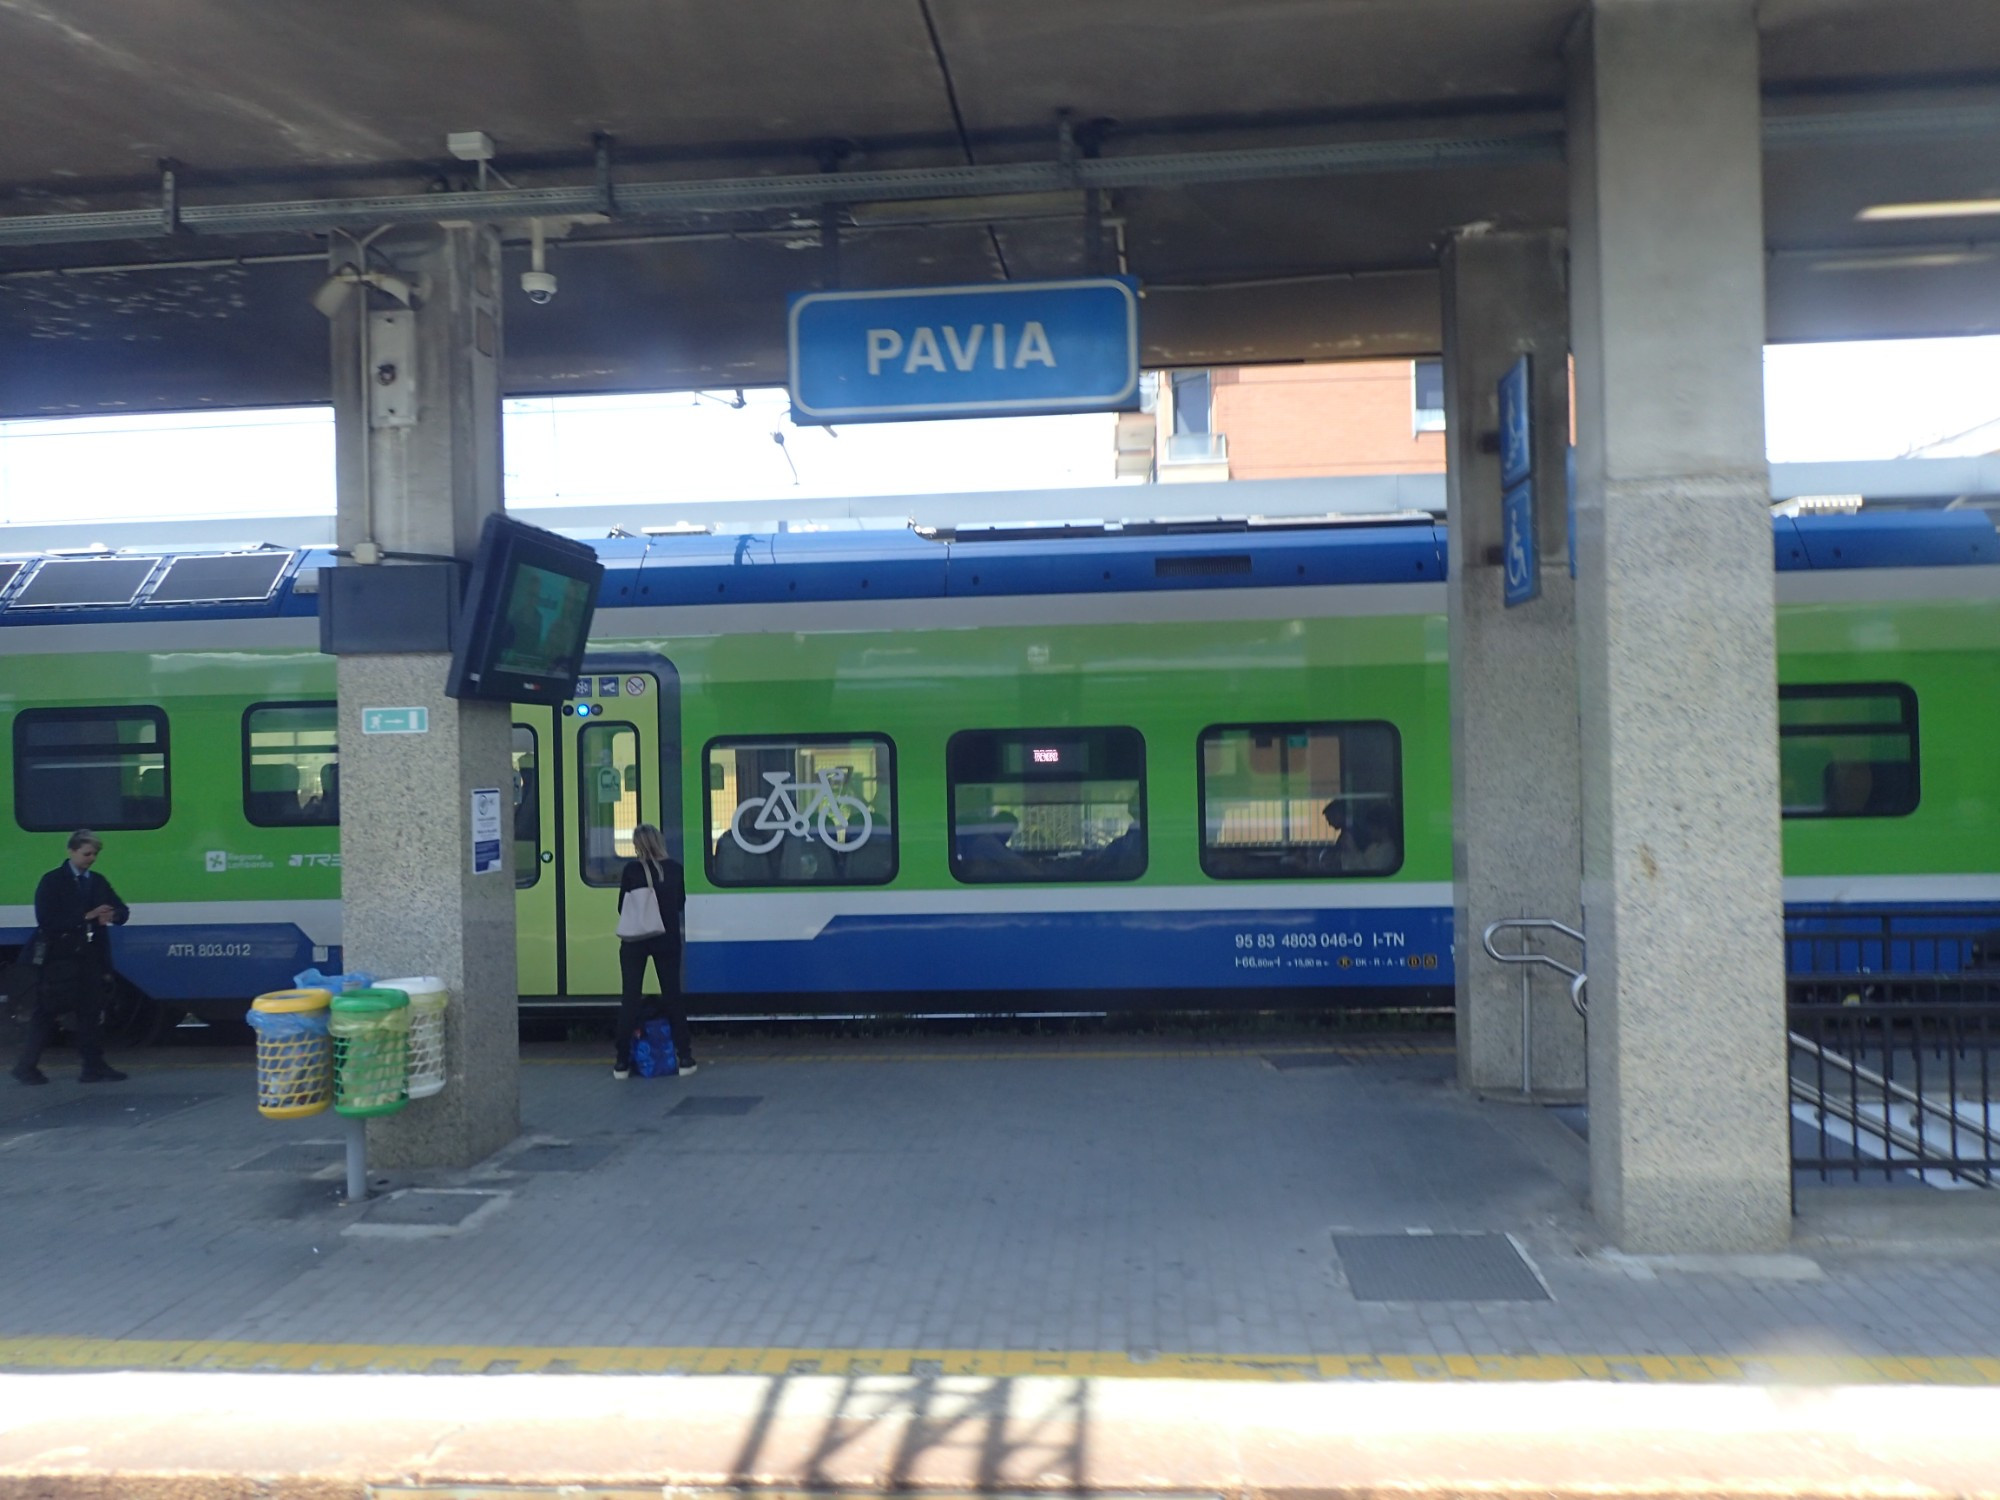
330,987,412,1117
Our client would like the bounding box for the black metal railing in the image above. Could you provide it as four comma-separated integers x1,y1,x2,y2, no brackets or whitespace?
1788,1000,2000,1187
1785,907,2000,1004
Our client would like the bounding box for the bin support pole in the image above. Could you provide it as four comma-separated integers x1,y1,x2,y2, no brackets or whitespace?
344,1114,368,1202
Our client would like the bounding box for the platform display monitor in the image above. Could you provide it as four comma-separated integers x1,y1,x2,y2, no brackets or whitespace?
446,515,604,707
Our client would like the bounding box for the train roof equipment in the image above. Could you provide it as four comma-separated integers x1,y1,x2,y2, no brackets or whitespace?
0,509,1993,627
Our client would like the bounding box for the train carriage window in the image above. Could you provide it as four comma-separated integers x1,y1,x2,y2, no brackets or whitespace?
705,735,897,887
1780,683,1919,818
242,703,338,827
14,707,170,833
512,723,540,888
1199,722,1402,879
947,728,1145,884
578,720,643,886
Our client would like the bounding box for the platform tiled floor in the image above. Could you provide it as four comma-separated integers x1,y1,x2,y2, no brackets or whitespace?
2,1031,1998,1380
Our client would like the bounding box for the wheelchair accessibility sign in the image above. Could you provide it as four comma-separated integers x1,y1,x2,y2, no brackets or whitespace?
1504,479,1540,607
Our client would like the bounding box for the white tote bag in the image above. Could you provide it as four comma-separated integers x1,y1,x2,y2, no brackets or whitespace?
615,858,668,940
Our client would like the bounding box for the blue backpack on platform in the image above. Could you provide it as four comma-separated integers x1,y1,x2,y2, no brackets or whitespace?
632,1018,678,1078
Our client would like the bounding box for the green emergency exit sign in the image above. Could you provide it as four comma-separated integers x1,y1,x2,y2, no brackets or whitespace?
362,706,429,735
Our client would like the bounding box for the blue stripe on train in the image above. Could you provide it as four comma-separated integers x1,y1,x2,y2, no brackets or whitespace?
686,906,1456,993
0,925,334,1004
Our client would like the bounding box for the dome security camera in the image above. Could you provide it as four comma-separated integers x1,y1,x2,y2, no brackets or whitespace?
521,268,558,305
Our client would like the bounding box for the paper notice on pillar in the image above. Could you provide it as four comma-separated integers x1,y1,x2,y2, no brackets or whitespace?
471,787,504,876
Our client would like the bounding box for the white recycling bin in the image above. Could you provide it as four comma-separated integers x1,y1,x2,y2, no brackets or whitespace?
378,975,449,1099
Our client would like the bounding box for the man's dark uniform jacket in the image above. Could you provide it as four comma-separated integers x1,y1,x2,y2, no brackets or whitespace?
34,862,129,963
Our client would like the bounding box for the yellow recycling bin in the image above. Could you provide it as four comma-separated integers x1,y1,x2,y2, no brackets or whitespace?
247,988,333,1119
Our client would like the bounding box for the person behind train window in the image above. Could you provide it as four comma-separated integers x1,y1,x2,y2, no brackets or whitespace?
12,830,130,1086
1323,802,1399,875
955,808,1028,879
613,823,694,1080
1824,760,1874,817
1092,794,1146,880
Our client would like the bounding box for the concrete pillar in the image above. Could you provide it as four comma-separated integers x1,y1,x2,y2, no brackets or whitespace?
329,225,520,1169
1441,230,1584,1101
1568,0,1790,1251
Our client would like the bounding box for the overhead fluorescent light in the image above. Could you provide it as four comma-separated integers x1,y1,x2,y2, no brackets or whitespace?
1858,198,2000,222
846,190,1087,227
1811,250,1993,272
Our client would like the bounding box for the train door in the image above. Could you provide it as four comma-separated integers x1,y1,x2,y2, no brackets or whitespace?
512,659,681,1002
513,714,559,996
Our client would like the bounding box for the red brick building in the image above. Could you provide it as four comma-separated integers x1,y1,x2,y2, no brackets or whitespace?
1139,360,1447,483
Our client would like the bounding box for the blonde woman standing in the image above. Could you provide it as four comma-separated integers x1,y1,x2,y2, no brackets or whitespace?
613,823,693,1079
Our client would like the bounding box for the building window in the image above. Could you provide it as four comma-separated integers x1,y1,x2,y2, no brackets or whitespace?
947,727,1146,883
1780,684,1919,818
1412,359,1446,433
14,707,170,833
705,735,897,887
1199,722,1402,879
1169,369,1211,434
1164,369,1226,465
512,724,541,888
577,720,643,885
242,703,338,827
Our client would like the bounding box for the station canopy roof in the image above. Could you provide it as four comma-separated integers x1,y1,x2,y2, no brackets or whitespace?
3,0,1999,416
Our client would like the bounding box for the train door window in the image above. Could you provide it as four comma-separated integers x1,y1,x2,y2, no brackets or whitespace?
705,735,896,887
946,727,1145,884
242,703,338,827
512,723,541,888
1199,722,1402,878
577,720,644,885
14,707,170,833
1780,684,1919,818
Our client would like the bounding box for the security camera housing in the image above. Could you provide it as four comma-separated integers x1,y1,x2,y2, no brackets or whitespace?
521,269,558,305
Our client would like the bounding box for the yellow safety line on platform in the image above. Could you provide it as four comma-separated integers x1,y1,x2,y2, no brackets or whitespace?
1,1338,1996,1384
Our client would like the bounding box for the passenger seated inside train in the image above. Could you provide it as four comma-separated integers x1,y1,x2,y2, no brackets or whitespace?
1089,799,1147,880
954,809,1031,880
712,835,776,885
1321,801,1401,875
1822,759,1914,818
248,762,305,824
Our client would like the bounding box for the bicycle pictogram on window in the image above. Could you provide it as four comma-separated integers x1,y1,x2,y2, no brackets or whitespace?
728,767,874,853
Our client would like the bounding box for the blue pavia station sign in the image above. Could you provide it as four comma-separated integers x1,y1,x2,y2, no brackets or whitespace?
788,277,1141,423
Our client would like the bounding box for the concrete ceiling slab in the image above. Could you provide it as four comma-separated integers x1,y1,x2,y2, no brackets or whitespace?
2,0,1999,415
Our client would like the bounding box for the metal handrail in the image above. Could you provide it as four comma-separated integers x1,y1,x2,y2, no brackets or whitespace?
1788,1075,1990,1188
1481,917,1587,1098
1481,919,1588,1018
1790,1030,2000,1187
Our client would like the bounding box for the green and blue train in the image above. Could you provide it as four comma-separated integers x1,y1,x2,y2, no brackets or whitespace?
1,508,1995,1030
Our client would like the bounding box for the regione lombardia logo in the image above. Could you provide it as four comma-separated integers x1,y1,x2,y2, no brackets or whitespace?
205,851,228,873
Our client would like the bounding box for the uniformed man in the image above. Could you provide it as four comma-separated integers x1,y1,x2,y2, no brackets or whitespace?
11,829,130,1085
